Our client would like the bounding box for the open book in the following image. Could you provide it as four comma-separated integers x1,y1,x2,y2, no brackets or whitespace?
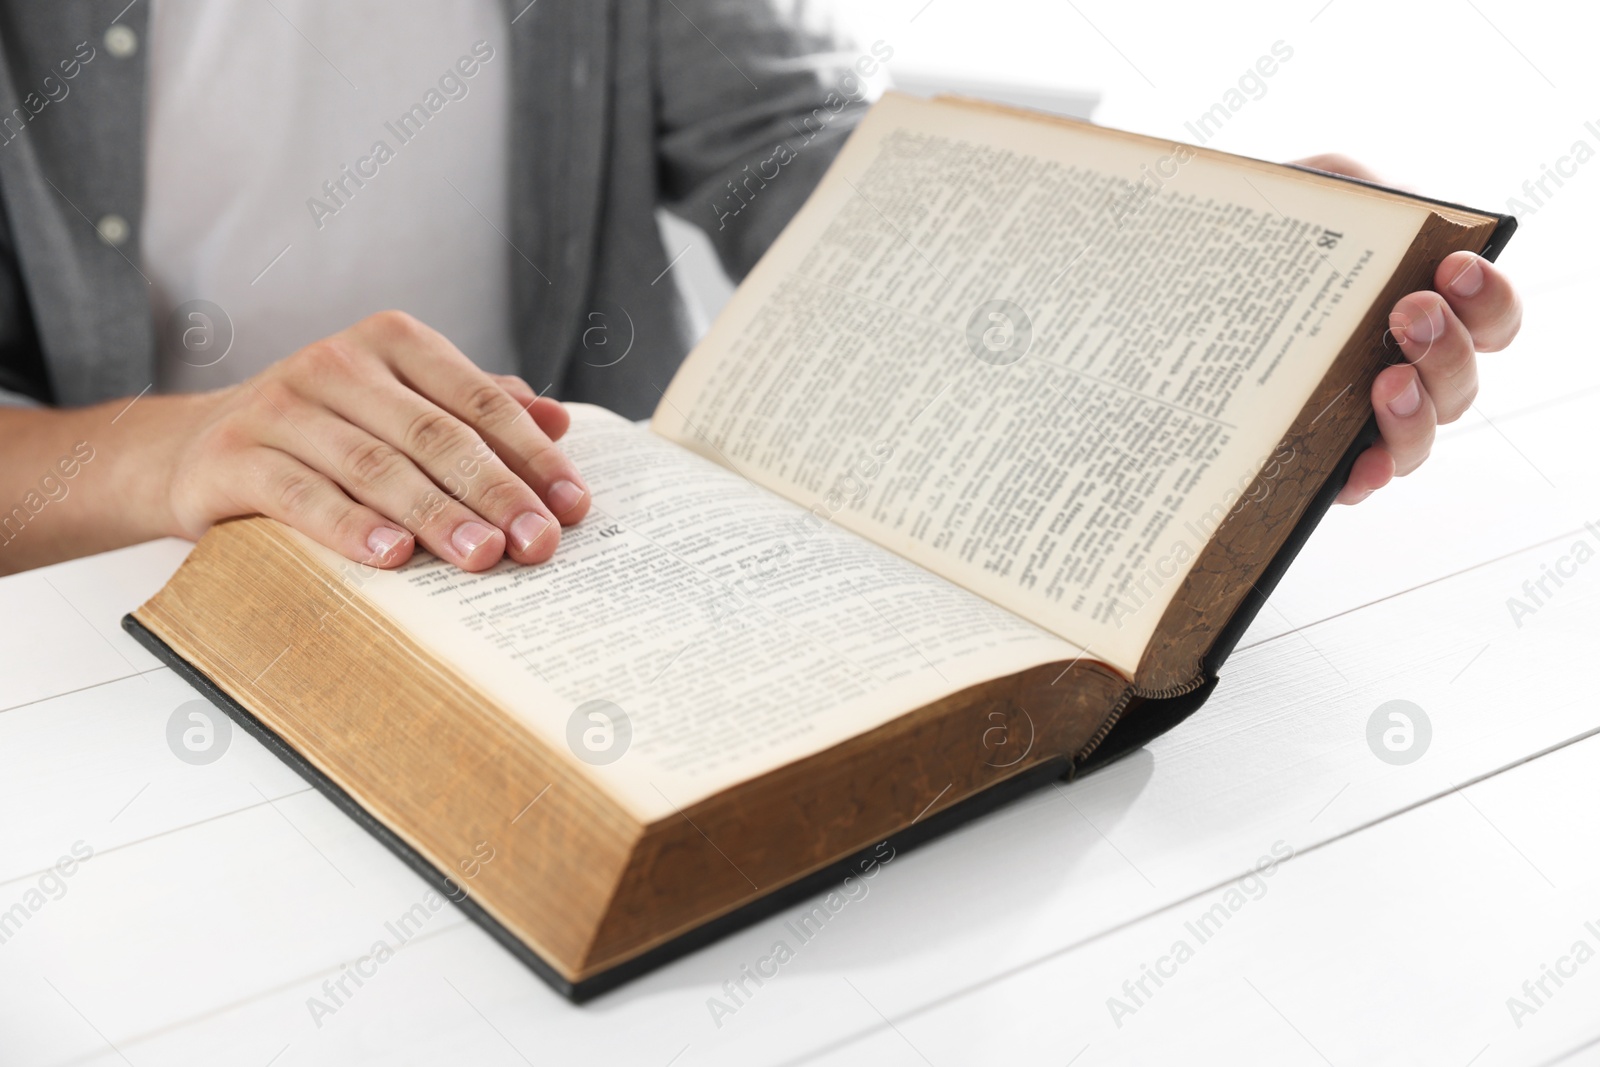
125,93,1514,999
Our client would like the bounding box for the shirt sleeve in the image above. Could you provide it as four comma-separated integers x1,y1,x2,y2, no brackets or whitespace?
0,194,53,406
652,0,886,280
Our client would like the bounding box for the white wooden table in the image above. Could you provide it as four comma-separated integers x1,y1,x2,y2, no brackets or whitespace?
6,3,1600,1061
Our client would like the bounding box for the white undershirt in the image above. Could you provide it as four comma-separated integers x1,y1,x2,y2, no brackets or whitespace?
142,0,516,393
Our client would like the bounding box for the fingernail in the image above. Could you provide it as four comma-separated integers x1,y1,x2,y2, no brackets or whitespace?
509,511,551,553
1387,378,1422,417
367,526,408,561
547,479,587,517
1405,301,1444,345
450,520,497,559
1388,312,1410,346
1448,256,1485,298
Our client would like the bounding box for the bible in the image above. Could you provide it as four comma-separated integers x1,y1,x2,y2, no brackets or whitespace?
124,92,1514,1000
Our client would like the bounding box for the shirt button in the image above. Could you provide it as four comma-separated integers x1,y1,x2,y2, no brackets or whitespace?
96,214,130,246
104,25,138,58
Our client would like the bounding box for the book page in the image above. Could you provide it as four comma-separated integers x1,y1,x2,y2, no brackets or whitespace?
289,405,1087,820
652,92,1430,675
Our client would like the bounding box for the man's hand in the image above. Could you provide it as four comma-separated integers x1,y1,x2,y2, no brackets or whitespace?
167,310,589,571
1294,154,1524,505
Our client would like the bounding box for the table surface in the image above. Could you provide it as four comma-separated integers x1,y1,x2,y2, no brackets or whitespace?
7,7,1600,1064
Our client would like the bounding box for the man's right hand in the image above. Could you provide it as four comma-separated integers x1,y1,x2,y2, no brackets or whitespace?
155,310,590,571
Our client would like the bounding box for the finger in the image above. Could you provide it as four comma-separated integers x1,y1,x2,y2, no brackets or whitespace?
1388,290,1477,423
1336,446,1396,505
256,393,519,570
1295,153,1385,184
359,312,591,525
529,395,571,442
247,447,416,568
489,375,572,443
323,375,561,565
437,377,589,525
1435,251,1522,352
1372,362,1437,478
491,374,539,408
1339,364,1438,504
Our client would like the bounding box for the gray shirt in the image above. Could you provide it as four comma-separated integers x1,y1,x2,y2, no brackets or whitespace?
0,0,867,419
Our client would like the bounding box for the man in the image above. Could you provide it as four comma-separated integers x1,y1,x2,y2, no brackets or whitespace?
0,1,1522,576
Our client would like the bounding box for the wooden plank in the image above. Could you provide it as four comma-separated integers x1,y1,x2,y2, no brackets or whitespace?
809,728,1600,1066
0,790,471,1067
0,539,190,712
0,669,308,885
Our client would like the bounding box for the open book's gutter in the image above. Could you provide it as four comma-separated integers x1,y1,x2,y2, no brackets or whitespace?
1073,674,1210,765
